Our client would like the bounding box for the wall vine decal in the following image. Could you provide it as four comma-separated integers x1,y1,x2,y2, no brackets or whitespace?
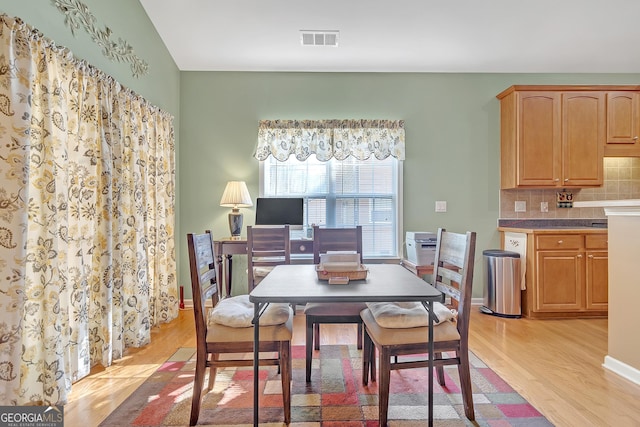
51,0,149,78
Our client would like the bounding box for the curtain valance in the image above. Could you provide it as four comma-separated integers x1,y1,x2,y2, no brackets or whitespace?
255,119,405,162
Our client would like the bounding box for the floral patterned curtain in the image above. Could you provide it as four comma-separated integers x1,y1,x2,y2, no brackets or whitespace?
0,14,178,405
255,119,405,161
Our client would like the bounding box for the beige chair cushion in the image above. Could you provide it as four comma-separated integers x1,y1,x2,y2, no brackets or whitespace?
365,301,456,328
208,294,292,327
361,307,460,346
253,266,274,278
207,314,293,343
303,302,367,316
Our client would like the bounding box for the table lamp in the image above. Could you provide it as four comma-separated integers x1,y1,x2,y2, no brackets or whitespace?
220,181,253,239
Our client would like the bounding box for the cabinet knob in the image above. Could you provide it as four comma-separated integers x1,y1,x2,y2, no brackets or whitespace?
634,136,638,141
588,254,594,258
564,178,569,182
577,254,583,258
554,178,560,182
558,240,563,244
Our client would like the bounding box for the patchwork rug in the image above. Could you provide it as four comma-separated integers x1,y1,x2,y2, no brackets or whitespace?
99,345,553,426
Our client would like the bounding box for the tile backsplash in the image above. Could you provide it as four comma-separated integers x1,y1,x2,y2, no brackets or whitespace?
500,157,640,219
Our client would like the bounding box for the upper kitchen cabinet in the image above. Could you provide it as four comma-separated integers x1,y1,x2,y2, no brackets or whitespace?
498,86,604,189
606,91,640,156
562,92,605,186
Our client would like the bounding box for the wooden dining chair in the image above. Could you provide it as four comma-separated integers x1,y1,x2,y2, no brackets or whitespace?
247,225,291,292
360,228,477,426
187,230,293,426
303,225,366,382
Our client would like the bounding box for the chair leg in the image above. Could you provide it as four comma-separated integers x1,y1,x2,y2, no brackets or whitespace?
370,339,377,383
435,352,446,386
457,350,475,421
356,322,363,350
313,323,320,350
207,352,219,391
280,341,292,424
190,350,207,426
378,347,391,427
362,327,371,385
306,316,314,382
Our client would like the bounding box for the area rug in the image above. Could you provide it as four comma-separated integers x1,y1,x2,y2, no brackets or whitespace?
99,345,553,426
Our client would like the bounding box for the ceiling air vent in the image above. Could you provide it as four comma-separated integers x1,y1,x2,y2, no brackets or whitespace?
300,30,339,47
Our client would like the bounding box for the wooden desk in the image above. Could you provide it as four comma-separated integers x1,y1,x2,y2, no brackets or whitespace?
214,238,314,296
249,264,443,427
401,258,434,278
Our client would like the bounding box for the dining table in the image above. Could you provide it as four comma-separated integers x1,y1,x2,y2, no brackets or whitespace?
249,263,443,427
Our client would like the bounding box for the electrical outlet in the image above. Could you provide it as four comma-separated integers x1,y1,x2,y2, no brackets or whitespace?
435,201,447,212
514,201,526,212
540,202,548,213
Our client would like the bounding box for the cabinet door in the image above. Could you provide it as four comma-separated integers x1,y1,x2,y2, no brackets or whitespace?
605,91,640,156
586,250,608,310
562,92,605,187
535,250,583,311
517,92,561,186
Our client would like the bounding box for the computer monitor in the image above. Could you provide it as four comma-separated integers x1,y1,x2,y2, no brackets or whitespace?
255,197,304,230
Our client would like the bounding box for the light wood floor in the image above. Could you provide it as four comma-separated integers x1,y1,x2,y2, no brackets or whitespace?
65,308,640,427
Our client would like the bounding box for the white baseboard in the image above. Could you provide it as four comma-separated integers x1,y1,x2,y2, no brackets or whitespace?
603,355,640,386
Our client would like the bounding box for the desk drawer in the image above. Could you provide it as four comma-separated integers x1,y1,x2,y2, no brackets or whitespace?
291,239,313,254
536,235,583,250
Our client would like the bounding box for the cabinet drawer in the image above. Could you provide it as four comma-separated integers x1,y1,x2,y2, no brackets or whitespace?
586,234,608,249
536,235,583,250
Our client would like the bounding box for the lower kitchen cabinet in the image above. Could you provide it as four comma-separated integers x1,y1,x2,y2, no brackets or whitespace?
500,229,608,319
536,247,584,312
585,234,608,311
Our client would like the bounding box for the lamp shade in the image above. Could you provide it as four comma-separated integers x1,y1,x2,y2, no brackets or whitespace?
220,181,253,208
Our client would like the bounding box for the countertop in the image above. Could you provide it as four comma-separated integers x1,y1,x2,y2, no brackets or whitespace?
572,199,640,208
497,219,608,233
498,226,608,234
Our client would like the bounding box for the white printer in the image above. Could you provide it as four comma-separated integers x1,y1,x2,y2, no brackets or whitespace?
405,231,437,265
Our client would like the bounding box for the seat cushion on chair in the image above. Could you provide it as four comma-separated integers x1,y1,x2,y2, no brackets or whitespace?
365,301,456,328
303,302,367,316
360,308,460,345
208,294,292,328
207,313,293,343
253,266,274,278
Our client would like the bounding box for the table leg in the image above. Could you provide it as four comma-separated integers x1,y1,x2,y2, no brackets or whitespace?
253,302,260,427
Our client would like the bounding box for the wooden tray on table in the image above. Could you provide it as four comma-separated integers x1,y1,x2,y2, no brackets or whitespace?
315,264,368,284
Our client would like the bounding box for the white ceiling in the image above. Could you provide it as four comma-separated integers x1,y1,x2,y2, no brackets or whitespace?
139,0,640,73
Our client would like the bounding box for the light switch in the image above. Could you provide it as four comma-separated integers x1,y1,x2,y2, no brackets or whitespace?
540,202,548,213
435,201,447,212
515,201,526,212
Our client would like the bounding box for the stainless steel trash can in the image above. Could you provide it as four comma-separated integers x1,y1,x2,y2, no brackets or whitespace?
480,249,521,318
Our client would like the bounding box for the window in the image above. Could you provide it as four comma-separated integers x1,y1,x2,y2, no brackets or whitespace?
255,119,405,259
259,155,402,258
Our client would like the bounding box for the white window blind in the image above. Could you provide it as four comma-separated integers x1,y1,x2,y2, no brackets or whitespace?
261,155,400,258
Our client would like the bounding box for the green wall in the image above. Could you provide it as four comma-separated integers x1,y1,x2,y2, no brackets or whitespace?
4,2,640,301
179,72,640,298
